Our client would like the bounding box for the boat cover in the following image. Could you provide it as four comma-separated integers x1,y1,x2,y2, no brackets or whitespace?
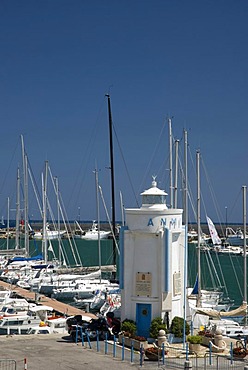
195,302,247,318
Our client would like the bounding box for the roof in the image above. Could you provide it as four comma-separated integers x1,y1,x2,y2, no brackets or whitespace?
140,178,168,196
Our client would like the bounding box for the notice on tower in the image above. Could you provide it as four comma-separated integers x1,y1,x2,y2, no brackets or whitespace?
173,272,181,296
135,272,152,297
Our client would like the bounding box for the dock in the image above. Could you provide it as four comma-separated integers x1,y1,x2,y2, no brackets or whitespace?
0,280,97,318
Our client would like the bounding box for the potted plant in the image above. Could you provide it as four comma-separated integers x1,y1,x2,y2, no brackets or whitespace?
198,329,214,346
120,319,136,337
187,335,202,352
145,347,163,361
119,319,148,350
170,316,190,343
149,317,168,339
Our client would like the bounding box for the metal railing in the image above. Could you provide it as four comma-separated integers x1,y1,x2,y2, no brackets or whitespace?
72,327,248,370
0,359,17,370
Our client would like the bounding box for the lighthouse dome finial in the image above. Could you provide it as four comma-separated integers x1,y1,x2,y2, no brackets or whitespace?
152,175,157,188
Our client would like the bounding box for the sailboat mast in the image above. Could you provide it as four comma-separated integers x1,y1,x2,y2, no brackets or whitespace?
21,135,29,256
42,161,48,264
168,118,174,208
15,167,20,250
183,129,188,346
174,139,179,208
7,197,10,251
106,94,116,269
243,185,247,306
94,167,102,280
196,150,201,307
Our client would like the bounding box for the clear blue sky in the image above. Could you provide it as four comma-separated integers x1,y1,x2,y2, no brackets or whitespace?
0,0,247,225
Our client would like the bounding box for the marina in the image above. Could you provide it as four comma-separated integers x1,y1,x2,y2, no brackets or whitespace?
0,279,96,319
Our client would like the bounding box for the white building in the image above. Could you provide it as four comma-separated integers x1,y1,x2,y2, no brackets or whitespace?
119,178,186,338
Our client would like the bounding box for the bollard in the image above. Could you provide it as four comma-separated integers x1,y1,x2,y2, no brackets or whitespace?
24,358,27,370
184,360,192,370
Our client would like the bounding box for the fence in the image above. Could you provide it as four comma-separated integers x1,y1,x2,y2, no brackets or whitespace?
0,359,16,370
72,327,248,370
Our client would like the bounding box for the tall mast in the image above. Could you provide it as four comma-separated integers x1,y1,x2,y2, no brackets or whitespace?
15,167,20,250
196,150,201,307
7,197,10,251
94,167,102,281
55,176,61,265
105,94,116,271
183,129,188,346
168,118,173,208
42,161,48,264
174,139,179,208
243,185,247,308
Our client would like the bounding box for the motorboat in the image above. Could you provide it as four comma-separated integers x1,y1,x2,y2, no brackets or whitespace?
208,319,248,338
52,279,119,301
226,227,248,246
27,317,67,334
0,298,36,316
0,304,54,335
74,221,111,240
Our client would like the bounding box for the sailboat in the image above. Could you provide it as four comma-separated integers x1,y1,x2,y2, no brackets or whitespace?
187,151,233,328
201,186,248,337
206,216,242,255
206,216,222,247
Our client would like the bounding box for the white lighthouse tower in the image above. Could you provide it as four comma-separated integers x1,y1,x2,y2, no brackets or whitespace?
119,177,185,338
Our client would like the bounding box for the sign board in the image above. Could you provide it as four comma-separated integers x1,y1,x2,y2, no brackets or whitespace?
135,272,152,297
173,272,181,296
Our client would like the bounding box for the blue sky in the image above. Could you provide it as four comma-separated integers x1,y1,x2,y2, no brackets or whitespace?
0,0,247,225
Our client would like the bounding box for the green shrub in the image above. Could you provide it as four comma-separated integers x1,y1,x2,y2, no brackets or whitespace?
149,317,168,338
170,316,190,338
187,335,202,344
121,319,136,337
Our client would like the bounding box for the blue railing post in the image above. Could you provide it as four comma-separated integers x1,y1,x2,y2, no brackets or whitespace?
113,335,116,357
80,327,84,346
209,341,212,365
186,342,189,361
96,330,100,352
86,331,92,349
162,343,165,365
121,336,125,360
130,340,134,363
105,332,108,354
75,324,78,344
139,344,144,366
230,341,233,364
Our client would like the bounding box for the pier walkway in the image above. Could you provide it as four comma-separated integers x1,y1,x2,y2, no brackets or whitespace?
0,280,96,318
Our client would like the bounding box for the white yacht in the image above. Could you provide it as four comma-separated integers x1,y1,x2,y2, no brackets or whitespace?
74,221,111,240
0,305,54,335
208,319,248,338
